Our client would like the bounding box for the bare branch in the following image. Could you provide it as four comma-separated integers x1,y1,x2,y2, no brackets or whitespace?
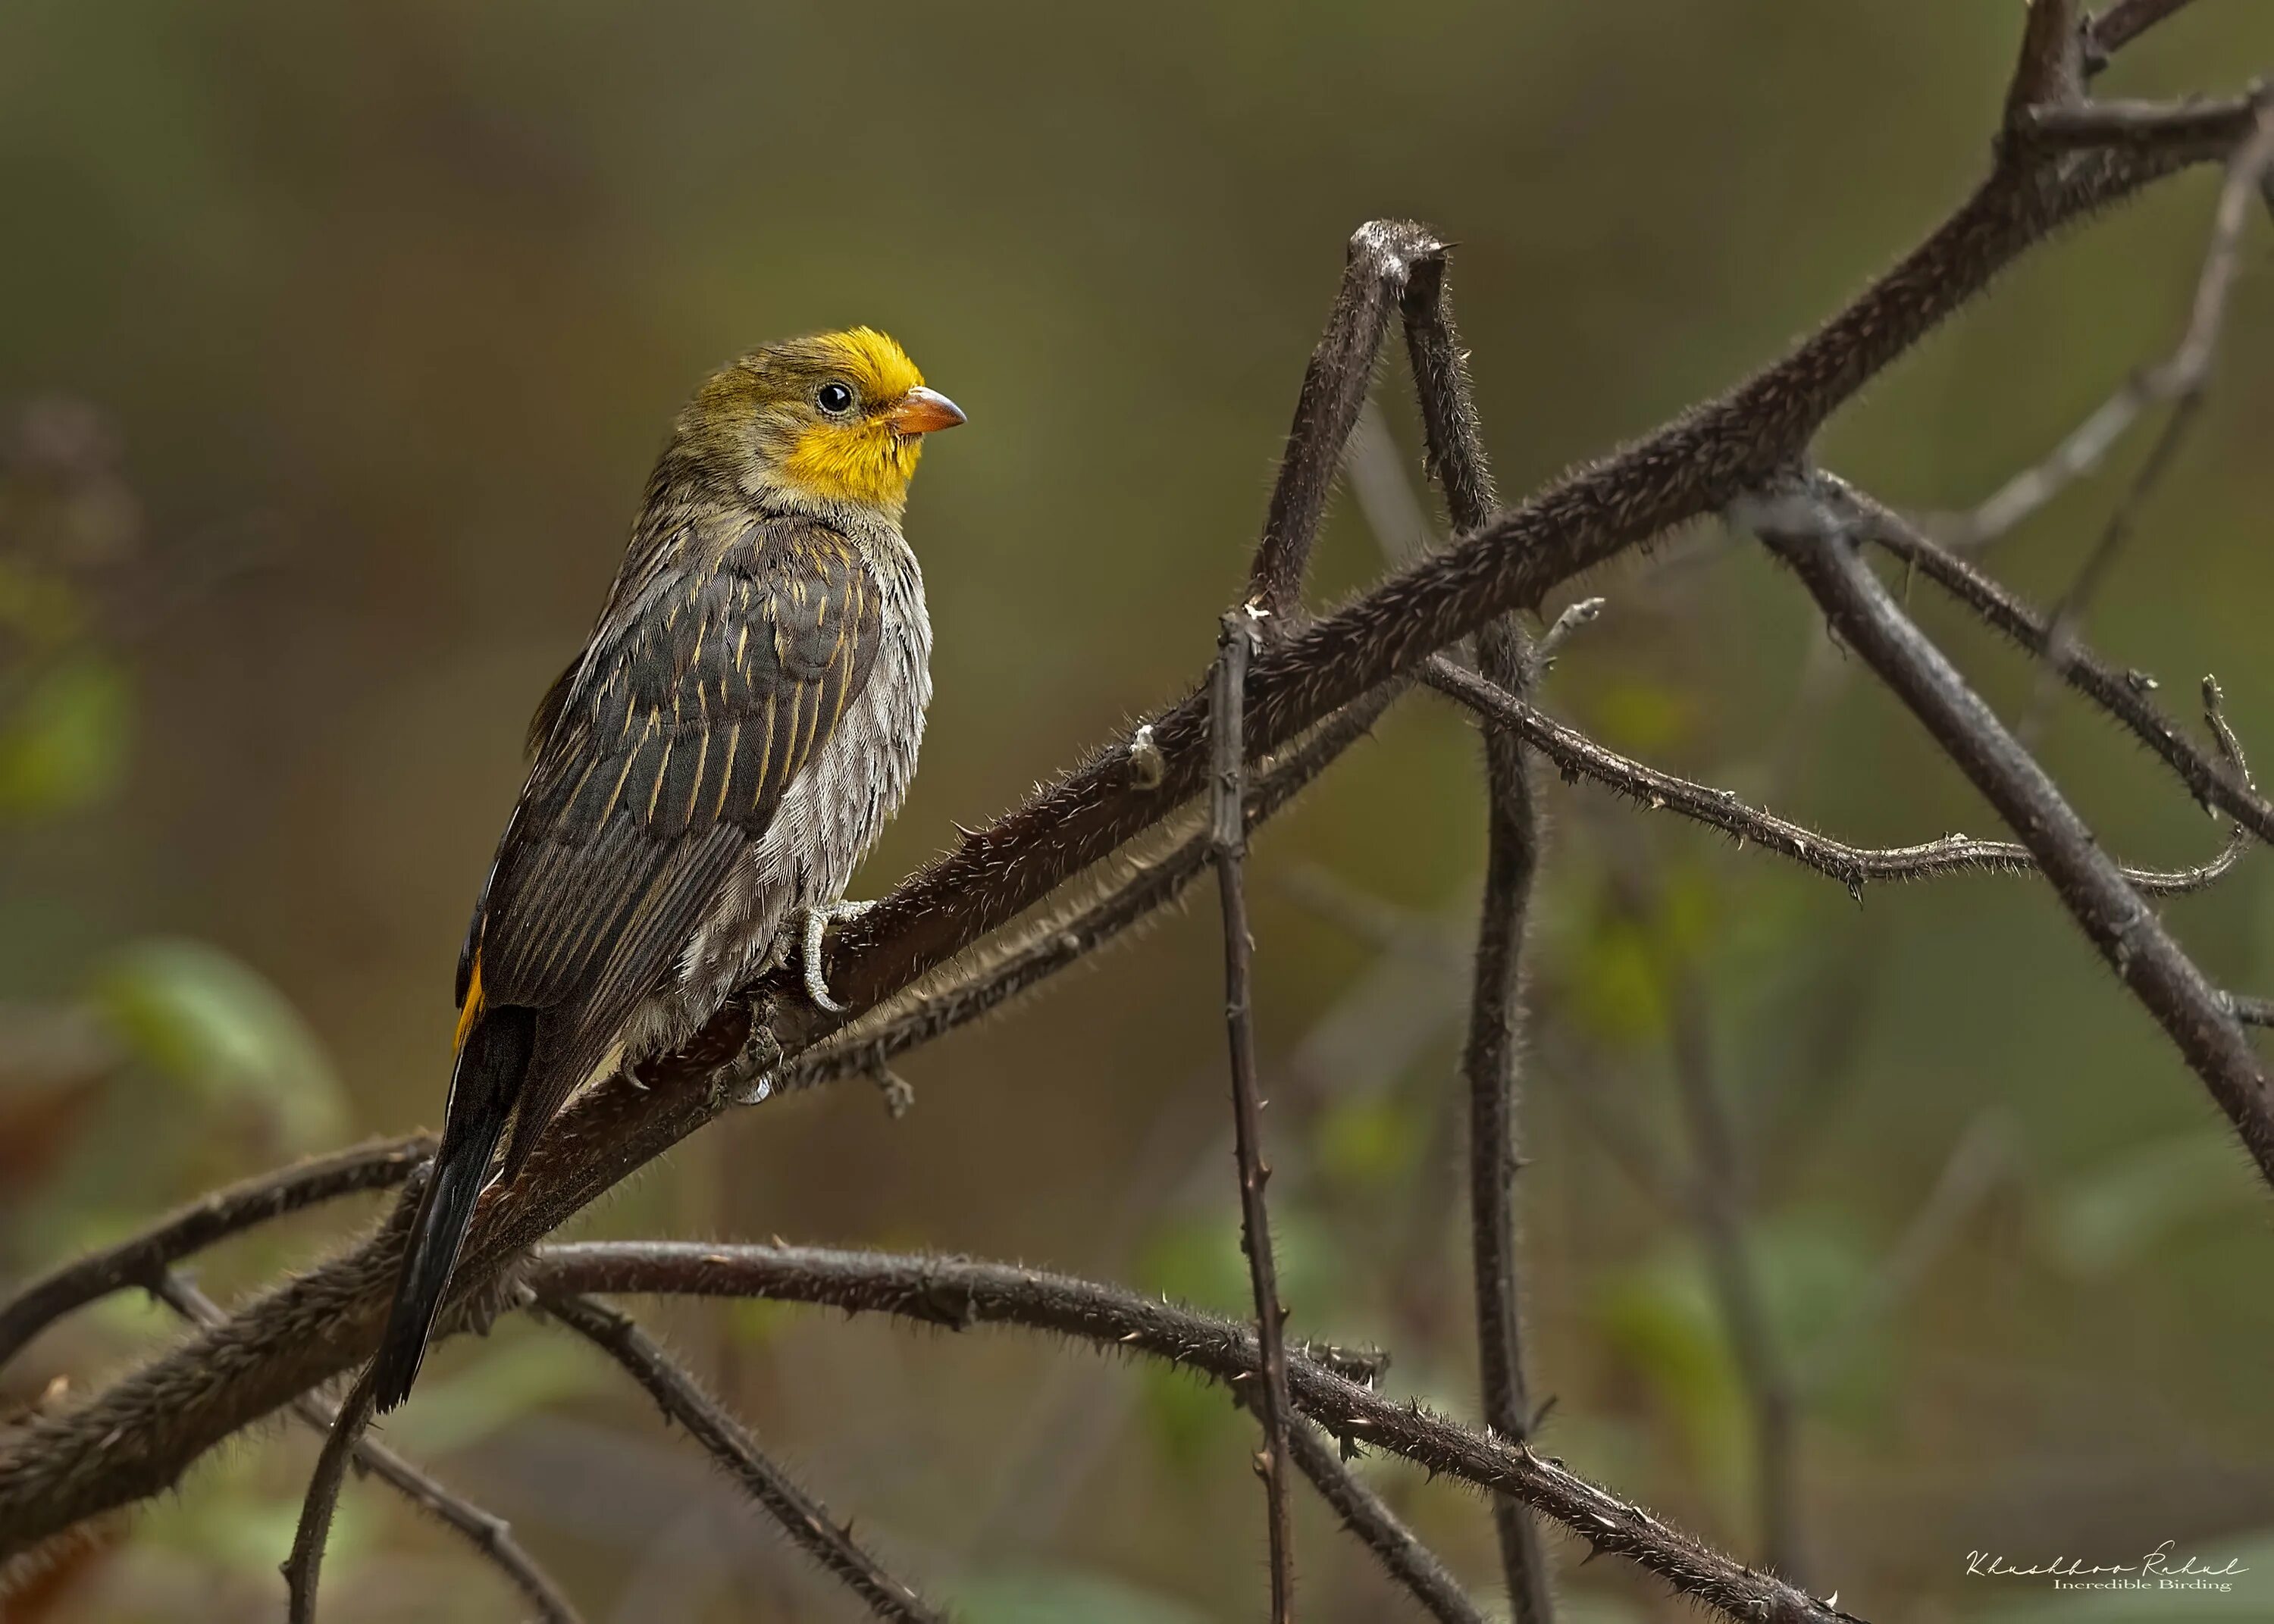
1531,598,1605,671
0,1134,431,1369
2086,0,2206,63
2003,0,2086,122
1851,490,2273,838
527,1241,1861,1624
1249,222,1446,619
2228,993,2274,1028
1953,109,2274,549
791,685,1402,1094
1421,654,2247,897
1750,475,2274,1191
2013,92,2271,155
1283,1419,1486,1624
1209,609,1296,1622
152,1275,581,1624
1399,252,1555,1624
539,1293,944,1623
283,1366,378,1622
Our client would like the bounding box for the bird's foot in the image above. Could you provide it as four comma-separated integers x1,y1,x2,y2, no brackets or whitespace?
722,1020,784,1107
799,899,876,1015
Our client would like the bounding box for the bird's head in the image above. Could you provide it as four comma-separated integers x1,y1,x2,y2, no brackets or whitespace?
675,327,965,517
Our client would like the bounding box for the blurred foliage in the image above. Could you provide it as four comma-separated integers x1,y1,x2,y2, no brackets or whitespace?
3,0,2272,1619
94,937,346,1150
952,1566,1208,1624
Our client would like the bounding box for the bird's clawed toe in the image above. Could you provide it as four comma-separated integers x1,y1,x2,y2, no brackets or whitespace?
800,900,877,1015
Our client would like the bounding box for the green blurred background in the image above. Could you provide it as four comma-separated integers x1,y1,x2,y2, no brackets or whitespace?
4,2,2272,1619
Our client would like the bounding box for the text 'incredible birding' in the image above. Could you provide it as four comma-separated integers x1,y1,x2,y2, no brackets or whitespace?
373,328,963,1410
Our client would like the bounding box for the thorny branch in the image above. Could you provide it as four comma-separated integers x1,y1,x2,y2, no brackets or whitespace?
1852,490,2272,835
1421,654,2251,898
1282,1418,1487,1624
1947,104,2274,550
282,1367,377,1623
539,1293,945,1624
0,1134,431,1368
152,1275,582,1624
1209,608,1296,1623
0,11,2265,1622
2019,111,2274,738
525,1241,1859,1624
1751,473,2274,1190
1399,258,1557,1624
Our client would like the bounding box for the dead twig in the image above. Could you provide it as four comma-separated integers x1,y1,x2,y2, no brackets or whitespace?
2018,112,2274,738
1850,490,2269,836
1749,474,2274,1192
526,1241,1862,1624
283,1366,379,1623
1950,105,2274,550
1422,655,2249,898
1399,255,1556,1624
0,1134,431,1369
1283,1418,1487,1624
152,1274,581,1624
1211,608,1296,1622
540,1293,944,1623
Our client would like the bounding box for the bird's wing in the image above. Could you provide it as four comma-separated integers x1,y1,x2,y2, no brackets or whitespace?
461,515,884,1128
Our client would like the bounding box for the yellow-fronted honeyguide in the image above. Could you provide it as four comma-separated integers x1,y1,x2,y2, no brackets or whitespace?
373,329,963,1410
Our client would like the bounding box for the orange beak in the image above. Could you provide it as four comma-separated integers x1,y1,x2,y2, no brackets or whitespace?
886,386,966,436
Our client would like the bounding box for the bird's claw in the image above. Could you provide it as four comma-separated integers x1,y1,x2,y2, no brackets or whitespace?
800,900,875,1014
723,1024,784,1107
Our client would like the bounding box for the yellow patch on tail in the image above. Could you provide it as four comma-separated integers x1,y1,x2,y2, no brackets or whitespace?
455,958,485,1053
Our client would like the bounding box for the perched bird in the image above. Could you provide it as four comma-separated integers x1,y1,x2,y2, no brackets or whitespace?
372,329,963,1410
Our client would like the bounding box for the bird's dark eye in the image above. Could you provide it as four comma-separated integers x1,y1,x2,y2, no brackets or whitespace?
816,382,855,415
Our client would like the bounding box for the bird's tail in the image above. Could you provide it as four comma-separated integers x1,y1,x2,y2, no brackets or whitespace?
372,1003,536,1412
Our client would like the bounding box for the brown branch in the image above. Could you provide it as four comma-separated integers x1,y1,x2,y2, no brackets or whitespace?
2013,92,2271,155
2017,111,2274,740
283,1366,378,1622
1400,255,1555,1624
1248,222,1444,619
0,1133,431,1369
2003,0,2087,121
1751,474,2274,1191
1283,1418,1487,1624
151,1275,581,1624
526,1241,1859,1624
1421,655,2248,897
789,685,1402,1095
2228,994,2274,1028
538,1293,944,1623
0,11,2238,1563
1954,107,2274,549
2086,0,2204,62
1851,491,2274,838
1210,609,1295,1622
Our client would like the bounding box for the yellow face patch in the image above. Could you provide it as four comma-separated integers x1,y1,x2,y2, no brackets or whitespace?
775,328,929,509
781,413,925,510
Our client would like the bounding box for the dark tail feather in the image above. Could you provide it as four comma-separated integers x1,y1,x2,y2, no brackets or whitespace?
372,1006,536,1412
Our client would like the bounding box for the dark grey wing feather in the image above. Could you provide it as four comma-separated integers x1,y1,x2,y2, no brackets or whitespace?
461,515,882,1162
